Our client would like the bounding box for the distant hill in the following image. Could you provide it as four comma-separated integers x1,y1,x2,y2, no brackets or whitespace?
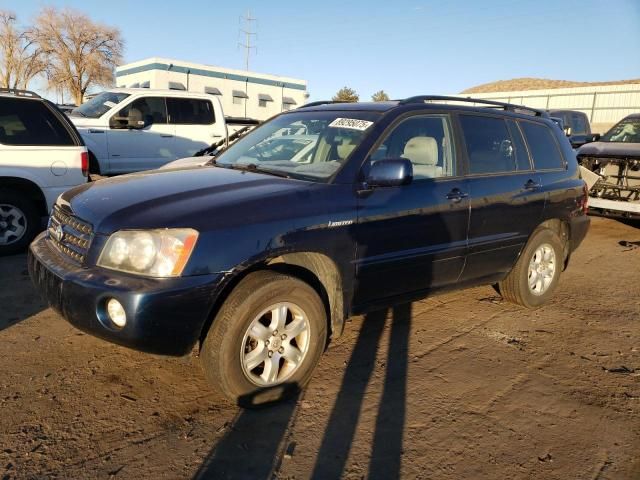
462,77,640,94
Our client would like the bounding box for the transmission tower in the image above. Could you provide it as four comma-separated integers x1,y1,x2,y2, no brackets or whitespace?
238,10,257,71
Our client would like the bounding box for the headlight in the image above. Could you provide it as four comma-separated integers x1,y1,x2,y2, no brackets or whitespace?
97,229,199,277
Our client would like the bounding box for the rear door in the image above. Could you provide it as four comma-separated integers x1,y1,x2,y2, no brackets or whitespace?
106,96,176,173
167,98,222,158
458,114,546,283
354,113,469,306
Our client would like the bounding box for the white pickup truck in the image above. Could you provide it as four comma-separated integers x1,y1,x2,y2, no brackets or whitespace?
69,89,228,175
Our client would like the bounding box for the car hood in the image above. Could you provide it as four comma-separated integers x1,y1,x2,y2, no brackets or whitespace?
60,166,315,234
159,156,209,170
577,141,640,157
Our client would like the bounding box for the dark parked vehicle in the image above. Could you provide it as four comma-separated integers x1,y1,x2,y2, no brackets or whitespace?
548,109,597,148
577,113,640,218
29,96,590,406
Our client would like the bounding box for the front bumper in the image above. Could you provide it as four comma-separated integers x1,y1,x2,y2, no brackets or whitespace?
28,233,224,356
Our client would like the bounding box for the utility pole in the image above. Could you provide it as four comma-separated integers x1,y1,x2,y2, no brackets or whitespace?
238,10,257,71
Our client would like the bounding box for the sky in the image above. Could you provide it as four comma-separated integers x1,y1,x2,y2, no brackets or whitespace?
3,0,640,101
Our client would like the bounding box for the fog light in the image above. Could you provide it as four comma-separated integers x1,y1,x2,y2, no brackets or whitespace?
106,298,126,328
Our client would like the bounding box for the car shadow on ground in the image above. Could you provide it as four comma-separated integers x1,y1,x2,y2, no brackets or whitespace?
0,253,46,331
193,304,412,479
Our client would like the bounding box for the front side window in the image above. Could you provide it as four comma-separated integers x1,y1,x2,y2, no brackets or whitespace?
601,117,640,143
370,115,456,179
0,98,74,146
71,91,130,119
111,97,167,128
571,112,588,135
167,98,214,125
520,121,564,170
215,111,381,181
460,115,517,175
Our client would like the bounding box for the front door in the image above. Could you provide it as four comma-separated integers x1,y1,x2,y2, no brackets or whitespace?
354,114,469,306
107,96,176,173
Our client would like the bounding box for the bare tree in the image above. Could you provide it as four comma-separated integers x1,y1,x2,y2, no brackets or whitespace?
332,86,359,103
30,7,124,105
371,90,390,102
0,10,45,90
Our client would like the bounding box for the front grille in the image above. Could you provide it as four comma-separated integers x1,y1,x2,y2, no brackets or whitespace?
47,205,93,263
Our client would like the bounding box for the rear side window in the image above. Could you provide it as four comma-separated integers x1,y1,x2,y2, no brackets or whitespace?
167,98,215,125
0,98,74,146
519,121,564,170
506,120,532,171
459,115,516,174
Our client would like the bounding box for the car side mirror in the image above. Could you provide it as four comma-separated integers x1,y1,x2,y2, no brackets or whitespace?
366,158,413,187
563,125,572,137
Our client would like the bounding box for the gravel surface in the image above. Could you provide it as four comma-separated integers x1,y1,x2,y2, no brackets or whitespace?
0,216,638,479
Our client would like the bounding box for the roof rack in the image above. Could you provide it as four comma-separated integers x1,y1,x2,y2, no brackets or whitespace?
0,88,41,99
302,100,344,108
399,95,548,117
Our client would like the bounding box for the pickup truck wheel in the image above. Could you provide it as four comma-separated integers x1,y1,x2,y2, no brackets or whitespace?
200,271,327,407
0,190,39,256
498,228,563,309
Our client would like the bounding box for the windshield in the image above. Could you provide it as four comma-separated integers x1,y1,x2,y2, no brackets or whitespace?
71,92,130,119
214,110,381,181
601,117,640,143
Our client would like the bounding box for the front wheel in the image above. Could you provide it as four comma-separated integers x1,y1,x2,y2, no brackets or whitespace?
498,228,564,308
200,271,327,407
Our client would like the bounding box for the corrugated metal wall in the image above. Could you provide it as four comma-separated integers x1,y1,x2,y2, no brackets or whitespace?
457,84,640,132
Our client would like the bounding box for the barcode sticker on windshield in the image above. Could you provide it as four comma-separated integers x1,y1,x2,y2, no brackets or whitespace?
328,118,373,131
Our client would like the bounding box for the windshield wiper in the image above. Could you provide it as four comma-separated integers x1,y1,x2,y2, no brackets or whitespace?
225,163,290,178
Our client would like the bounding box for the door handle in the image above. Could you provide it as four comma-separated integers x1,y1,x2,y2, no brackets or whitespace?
446,188,469,202
524,179,541,190
160,134,174,138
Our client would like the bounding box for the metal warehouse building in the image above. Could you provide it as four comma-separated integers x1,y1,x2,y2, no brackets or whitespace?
115,57,308,121
460,83,640,133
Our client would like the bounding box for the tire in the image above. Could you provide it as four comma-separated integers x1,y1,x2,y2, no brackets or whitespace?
200,270,328,407
0,189,40,256
498,228,564,309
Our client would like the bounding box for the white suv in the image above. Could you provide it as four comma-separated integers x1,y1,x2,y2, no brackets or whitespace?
68,89,227,175
0,89,88,255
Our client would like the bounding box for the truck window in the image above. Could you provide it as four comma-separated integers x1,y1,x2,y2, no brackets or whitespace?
0,98,74,146
519,121,564,170
113,97,167,128
167,98,215,125
571,112,588,135
460,115,517,175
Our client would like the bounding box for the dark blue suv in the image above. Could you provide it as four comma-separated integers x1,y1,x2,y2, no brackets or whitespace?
29,96,590,406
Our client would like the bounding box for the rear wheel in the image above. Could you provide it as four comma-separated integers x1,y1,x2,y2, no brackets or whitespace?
0,189,39,256
498,228,564,308
200,271,327,407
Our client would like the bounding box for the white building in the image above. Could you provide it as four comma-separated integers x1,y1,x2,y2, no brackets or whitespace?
115,57,308,121
459,83,640,133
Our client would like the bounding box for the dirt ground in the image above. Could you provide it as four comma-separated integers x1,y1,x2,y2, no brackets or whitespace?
1,216,638,480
